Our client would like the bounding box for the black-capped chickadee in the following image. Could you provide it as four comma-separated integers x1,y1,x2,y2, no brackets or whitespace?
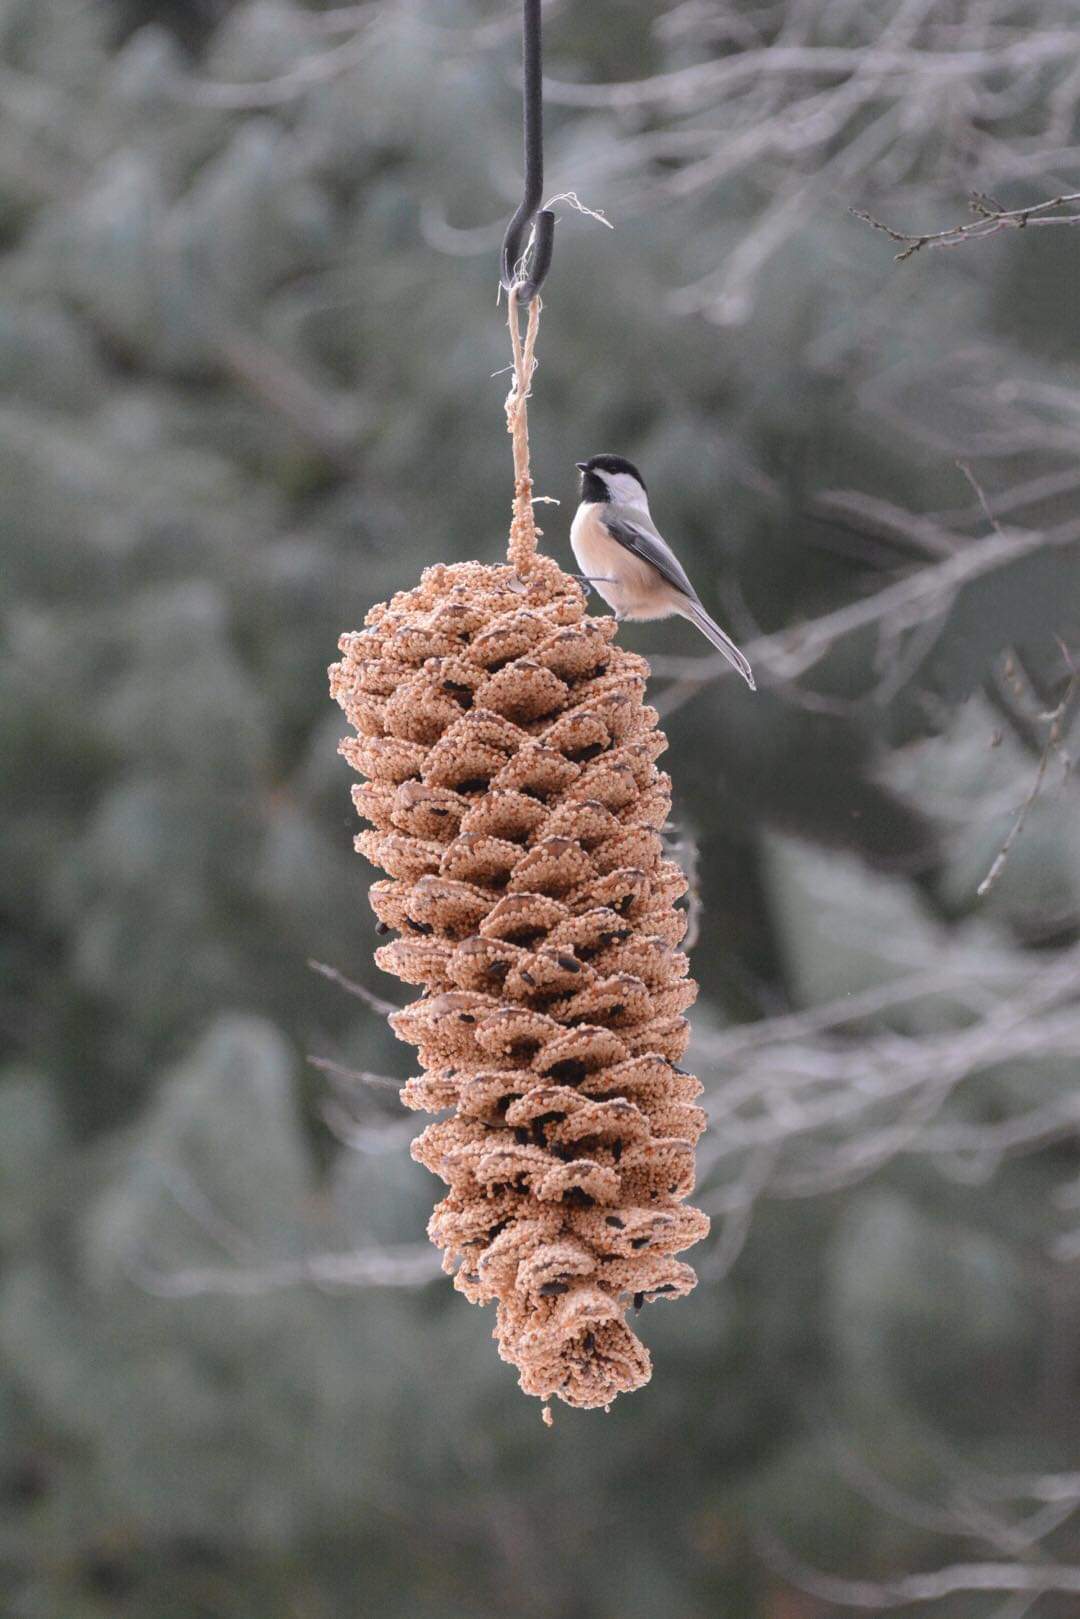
570,454,756,691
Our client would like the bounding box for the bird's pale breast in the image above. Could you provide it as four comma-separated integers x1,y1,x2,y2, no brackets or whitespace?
570,505,665,619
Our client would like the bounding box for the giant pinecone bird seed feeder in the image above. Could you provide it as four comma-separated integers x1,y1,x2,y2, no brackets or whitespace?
328,1,708,1412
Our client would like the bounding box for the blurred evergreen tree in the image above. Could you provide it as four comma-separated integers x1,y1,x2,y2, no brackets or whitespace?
2,3,1079,1616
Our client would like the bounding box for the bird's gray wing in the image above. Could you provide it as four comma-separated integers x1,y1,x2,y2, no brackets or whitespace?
604,507,700,603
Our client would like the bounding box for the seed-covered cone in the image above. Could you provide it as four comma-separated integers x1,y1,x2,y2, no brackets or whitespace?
330,553,709,1409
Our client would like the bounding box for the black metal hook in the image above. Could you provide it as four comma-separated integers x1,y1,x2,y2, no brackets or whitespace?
500,0,554,304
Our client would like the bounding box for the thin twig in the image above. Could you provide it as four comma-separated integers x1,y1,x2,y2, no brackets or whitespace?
853,190,1080,261
810,488,960,559
755,1527,1080,1607
130,1245,441,1298
216,328,359,472
654,513,1080,713
977,645,1078,898
542,36,1080,112
956,459,1005,535
183,28,376,109
307,1055,403,1091
308,959,401,1018
319,1099,415,1154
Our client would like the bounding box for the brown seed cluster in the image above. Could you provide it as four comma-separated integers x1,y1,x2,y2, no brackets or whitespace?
330,554,709,1409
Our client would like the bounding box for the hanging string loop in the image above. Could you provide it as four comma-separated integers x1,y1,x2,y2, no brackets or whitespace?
504,287,542,576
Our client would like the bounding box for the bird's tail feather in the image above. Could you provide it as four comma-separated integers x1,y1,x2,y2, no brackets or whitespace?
683,603,756,690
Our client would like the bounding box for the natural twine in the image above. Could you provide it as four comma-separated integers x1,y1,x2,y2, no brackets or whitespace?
505,287,542,578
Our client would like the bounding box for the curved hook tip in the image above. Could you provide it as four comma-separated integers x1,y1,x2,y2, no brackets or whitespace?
502,208,555,304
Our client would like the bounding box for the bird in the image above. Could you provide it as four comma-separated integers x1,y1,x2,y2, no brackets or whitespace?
569,453,756,690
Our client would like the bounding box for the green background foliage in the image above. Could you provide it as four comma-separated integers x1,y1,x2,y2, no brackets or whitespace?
3,3,1080,1615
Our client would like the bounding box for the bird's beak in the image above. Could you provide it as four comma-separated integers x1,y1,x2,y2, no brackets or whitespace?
575,462,587,472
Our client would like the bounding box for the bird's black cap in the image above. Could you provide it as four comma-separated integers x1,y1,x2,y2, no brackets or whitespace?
575,454,647,501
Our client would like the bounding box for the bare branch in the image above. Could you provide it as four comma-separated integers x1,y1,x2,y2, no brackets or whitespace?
319,1098,415,1155
215,328,361,473
757,1524,1080,1607
854,190,1080,261
956,459,1007,536
130,1245,442,1297
652,514,1080,715
695,940,1080,1232
978,644,1078,897
307,1056,403,1091
810,489,961,559
701,967,989,1063
542,36,1079,113
308,959,402,1019
183,27,377,110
